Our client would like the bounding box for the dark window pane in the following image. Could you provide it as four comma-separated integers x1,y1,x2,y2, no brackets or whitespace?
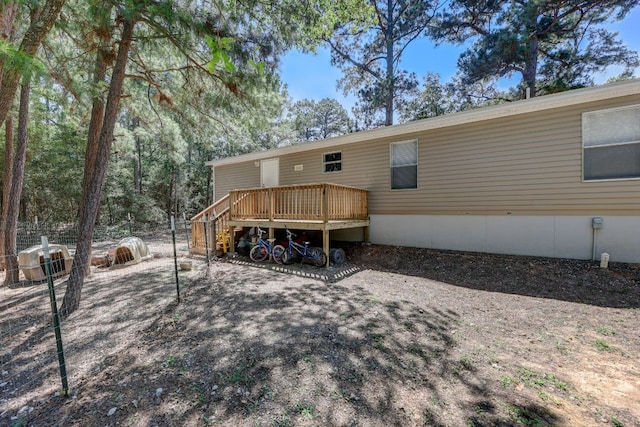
584,143,640,180
392,165,417,189
324,162,342,172
324,152,341,162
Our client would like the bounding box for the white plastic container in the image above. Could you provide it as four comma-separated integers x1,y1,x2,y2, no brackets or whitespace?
18,244,73,281
600,252,610,269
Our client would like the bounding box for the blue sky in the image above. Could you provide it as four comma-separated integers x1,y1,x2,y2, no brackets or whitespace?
280,5,640,111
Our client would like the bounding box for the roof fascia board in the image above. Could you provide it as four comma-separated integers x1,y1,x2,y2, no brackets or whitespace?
206,79,640,167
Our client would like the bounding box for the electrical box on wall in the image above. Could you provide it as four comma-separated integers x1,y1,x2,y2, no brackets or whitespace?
294,164,303,171
592,217,603,229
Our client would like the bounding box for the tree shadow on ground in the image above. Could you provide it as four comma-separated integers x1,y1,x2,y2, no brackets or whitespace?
0,257,185,422
340,244,640,309
16,261,564,426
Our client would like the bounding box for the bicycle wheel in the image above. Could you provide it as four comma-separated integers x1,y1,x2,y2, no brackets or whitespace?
329,248,346,265
272,245,286,264
280,247,296,265
250,244,268,262
310,247,327,267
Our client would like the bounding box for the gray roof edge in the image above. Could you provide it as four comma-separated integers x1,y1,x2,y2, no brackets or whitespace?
206,79,640,168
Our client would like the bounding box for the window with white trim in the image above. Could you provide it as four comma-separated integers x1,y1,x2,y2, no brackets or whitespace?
323,151,342,173
390,140,418,189
583,105,640,180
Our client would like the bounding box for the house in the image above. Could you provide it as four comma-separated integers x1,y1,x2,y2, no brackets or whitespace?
201,79,640,263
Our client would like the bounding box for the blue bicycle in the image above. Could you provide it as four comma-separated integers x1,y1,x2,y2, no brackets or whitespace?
249,227,285,263
280,226,327,267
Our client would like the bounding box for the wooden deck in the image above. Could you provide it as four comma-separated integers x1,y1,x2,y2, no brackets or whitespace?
190,183,369,265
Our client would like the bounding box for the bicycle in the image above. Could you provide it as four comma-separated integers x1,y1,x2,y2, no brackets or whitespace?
249,226,286,263
280,225,327,267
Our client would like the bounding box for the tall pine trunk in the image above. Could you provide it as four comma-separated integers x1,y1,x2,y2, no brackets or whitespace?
524,34,539,98
0,0,16,271
0,0,64,127
0,0,18,90
78,4,113,224
1,116,13,271
384,0,394,126
3,79,30,285
60,16,136,318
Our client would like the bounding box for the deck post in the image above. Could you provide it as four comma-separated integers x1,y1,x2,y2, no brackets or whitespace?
209,218,215,256
323,228,329,267
268,187,274,222
322,184,330,267
229,225,235,255
322,184,329,223
229,191,235,220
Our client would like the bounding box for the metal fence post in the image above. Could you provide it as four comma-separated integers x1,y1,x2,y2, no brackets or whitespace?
171,216,180,302
42,236,69,396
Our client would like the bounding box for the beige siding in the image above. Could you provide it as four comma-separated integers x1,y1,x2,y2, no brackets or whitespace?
215,95,640,216
410,98,640,215
215,161,260,199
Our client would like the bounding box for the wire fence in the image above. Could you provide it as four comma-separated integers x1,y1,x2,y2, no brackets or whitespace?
0,220,206,422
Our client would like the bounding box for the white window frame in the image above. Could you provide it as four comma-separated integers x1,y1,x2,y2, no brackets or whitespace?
322,151,342,174
390,139,418,190
582,104,640,182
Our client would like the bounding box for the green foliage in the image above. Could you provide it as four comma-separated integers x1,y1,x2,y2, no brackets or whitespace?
1,0,373,227
500,375,513,388
14,82,85,222
224,365,253,385
0,40,47,79
594,338,613,351
205,36,237,74
399,72,507,122
295,402,315,419
10,417,26,427
288,98,351,141
398,73,449,121
328,0,440,127
611,416,625,427
596,325,615,336
434,0,639,98
506,404,544,427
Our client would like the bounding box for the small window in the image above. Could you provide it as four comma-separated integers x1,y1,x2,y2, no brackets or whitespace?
323,151,342,173
391,140,418,190
583,105,640,180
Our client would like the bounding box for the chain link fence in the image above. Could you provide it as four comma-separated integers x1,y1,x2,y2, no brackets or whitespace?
0,220,206,422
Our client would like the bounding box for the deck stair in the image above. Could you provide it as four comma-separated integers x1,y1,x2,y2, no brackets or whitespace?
190,194,232,256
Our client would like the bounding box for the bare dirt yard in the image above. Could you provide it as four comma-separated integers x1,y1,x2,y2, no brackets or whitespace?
1,243,639,426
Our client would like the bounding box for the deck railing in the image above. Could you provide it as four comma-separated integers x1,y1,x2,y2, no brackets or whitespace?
190,184,369,255
229,183,368,222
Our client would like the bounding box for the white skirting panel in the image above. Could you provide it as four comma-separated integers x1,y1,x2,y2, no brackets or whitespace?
369,214,640,263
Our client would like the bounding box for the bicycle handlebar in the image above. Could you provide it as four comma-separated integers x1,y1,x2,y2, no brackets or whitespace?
284,225,296,238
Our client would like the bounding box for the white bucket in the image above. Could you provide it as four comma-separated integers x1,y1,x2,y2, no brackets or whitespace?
600,253,610,269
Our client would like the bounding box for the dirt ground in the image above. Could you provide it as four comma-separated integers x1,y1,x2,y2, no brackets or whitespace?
1,243,639,426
